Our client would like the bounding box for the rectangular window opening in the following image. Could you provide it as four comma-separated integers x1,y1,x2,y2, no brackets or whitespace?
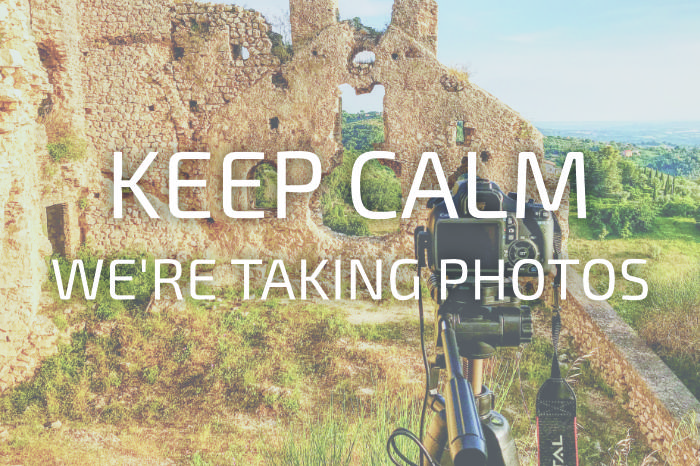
456,121,465,145
464,127,475,145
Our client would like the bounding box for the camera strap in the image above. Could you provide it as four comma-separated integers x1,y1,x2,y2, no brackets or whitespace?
537,216,579,466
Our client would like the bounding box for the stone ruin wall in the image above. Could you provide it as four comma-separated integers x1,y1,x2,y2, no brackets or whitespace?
4,0,565,410
0,0,558,392
24,0,555,276
0,0,60,391
563,269,700,464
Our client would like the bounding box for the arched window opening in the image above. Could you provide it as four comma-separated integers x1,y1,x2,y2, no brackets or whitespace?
320,84,400,237
231,44,250,61
352,50,376,65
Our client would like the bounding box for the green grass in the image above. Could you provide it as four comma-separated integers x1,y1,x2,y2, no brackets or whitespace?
47,135,87,162
569,216,700,325
1,249,663,464
264,387,423,466
569,214,700,400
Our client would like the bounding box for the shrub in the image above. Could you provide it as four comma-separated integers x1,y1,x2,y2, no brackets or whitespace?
323,204,370,236
661,198,697,217
447,65,470,82
359,165,402,212
254,163,277,209
589,200,657,237
268,31,293,64
47,135,87,162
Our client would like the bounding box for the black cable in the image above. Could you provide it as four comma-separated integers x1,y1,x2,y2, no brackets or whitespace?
385,261,435,466
386,428,439,466
417,261,430,465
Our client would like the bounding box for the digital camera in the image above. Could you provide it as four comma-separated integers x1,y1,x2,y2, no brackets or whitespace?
425,177,554,278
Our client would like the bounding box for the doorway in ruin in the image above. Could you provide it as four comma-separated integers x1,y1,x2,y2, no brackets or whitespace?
321,84,401,237
46,203,68,257
338,83,385,149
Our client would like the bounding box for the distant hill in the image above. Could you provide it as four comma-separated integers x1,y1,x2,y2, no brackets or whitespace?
536,121,700,147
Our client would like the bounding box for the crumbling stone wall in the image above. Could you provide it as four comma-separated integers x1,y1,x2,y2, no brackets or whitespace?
24,0,552,267
0,0,59,392
7,0,556,394
563,268,700,464
30,0,86,139
391,0,438,54
290,0,339,47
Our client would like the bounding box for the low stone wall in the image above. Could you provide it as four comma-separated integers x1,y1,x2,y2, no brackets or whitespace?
563,266,700,464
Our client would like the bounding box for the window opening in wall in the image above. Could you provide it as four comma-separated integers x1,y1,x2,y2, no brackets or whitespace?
173,46,185,60
189,100,199,112
271,72,288,89
148,105,155,112
38,96,53,117
456,121,465,145
465,127,475,145
231,44,250,60
456,123,475,146
352,50,376,65
269,117,280,130
251,163,277,210
46,203,68,257
481,151,491,163
321,84,400,237
391,52,399,60
37,43,58,69
339,84,385,147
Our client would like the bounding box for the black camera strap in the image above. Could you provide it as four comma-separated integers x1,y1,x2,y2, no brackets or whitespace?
537,216,579,466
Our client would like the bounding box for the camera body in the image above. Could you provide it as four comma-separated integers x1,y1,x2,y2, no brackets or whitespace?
425,177,554,278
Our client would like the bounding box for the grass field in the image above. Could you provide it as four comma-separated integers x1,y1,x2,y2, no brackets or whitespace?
0,275,660,465
569,214,700,399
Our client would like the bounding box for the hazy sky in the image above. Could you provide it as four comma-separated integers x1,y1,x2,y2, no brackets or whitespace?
235,0,700,122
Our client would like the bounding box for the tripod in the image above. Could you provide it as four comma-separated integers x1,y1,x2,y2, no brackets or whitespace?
385,228,534,466
421,294,531,466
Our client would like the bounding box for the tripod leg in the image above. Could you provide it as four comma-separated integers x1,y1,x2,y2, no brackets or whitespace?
423,409,448,465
